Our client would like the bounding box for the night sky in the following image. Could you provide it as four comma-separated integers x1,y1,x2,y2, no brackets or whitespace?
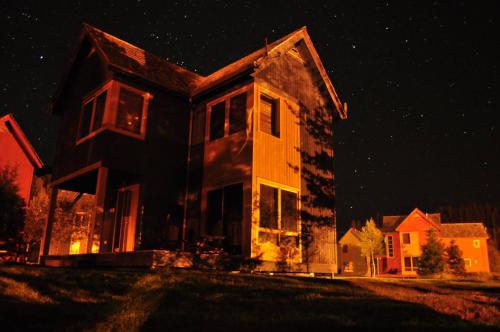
1,1,498,232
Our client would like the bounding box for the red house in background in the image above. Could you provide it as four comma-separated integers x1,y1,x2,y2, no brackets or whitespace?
0,113,44,204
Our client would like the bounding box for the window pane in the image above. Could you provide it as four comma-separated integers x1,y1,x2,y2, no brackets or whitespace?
260,95,279,137
281,235,298,248
387,236,394,257
281,190,298,232
229,93,246,134
223,183,243,253
92,90,107,132
79,101,93,139
117,89,144,134
342,244,348,253
259,231,278,245
206,189,223,235
260,184,278,229
403,233,411,244
210,101,225,141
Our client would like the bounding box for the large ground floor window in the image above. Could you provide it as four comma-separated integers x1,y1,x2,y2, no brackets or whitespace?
403,256,419,272
206,183,243,255
258,182,299,250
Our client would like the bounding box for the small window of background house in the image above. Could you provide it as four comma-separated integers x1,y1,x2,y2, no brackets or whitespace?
260,95,280,137
210,101,225,141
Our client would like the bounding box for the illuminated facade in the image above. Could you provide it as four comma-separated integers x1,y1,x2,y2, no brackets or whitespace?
40,24,346,272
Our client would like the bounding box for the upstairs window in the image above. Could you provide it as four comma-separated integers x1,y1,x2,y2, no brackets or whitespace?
229,93,247,134
209,101,225,141
260,95,280,137
386,235,394,257
77,81,150,144
116,88,144,134
342,244,348,253
78,90,108,140
402,233,411,244
473,239,480,248
208,90,247,142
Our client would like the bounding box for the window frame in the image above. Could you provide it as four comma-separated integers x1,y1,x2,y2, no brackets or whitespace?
403,255,419,272
386,235,394,257
259,93,280,138
473,239,480,248
76,80,151,145
464,258,472,267
402,232,411,245
205,86,249,143
257,178,300,248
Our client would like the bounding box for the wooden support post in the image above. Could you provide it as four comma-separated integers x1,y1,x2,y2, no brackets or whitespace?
38,186,58,263
87,167,108,254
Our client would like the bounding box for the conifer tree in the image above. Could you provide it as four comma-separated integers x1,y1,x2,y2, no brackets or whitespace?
445,240,466,276
418,229,446,276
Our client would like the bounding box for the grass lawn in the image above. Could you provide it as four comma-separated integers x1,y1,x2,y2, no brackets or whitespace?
0,266,498,331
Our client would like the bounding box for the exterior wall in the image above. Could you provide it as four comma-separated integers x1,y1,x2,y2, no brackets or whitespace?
254,46,337,269
50,40,191,252
188,82,254,256
251,83,302,262
443,237,490,272
0,118,35,203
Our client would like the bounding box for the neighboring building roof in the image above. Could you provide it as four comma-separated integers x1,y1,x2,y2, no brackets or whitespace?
339,227,362,243
52,24,347,119
0,114,44,169
382,208,441,232
441,223,489,238
381,215,406,232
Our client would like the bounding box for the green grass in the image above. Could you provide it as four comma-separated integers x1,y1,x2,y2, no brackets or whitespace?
0,266,498,331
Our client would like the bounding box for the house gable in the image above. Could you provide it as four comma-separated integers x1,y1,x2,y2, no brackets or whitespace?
395,208,441,233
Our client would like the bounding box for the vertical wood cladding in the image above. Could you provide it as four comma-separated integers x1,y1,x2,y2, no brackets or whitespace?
254,42,336,266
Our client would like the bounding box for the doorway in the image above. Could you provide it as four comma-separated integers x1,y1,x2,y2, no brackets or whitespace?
113,184,139,252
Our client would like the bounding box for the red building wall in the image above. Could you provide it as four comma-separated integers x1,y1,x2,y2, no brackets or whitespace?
0,115,42,204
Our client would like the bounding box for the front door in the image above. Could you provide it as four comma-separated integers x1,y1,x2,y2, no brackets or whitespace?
113,184,139,252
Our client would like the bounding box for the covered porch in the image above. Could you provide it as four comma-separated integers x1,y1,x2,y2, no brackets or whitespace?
39,162,147,263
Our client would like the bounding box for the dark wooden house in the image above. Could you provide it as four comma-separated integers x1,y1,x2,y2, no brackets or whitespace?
40,24,347,272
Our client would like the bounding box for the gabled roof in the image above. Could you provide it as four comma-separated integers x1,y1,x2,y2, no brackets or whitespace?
52,24,346,119
441,223,488,238
0,114,44,169
382,208,441,232
51,24,203,112
339,227,362,243
195,26,347,119
83,24,202,95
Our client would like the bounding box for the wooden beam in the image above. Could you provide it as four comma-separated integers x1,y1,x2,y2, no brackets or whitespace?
86,167,108,253
39,186,58,261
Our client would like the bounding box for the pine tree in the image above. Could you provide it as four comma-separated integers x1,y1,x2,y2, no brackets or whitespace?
359,218,384,277
418,229,446,276
445,240,466,276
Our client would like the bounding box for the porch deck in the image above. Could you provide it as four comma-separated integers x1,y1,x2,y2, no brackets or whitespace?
41,250,192,269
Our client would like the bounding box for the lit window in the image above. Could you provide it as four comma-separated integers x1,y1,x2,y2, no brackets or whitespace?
386,235,394,257
260,95,280,137
473,240,480,248
77,81,149,143
258,184,299,247
402,233,411,244
464,258,472,267
344,261,353,272
116,88,144,134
